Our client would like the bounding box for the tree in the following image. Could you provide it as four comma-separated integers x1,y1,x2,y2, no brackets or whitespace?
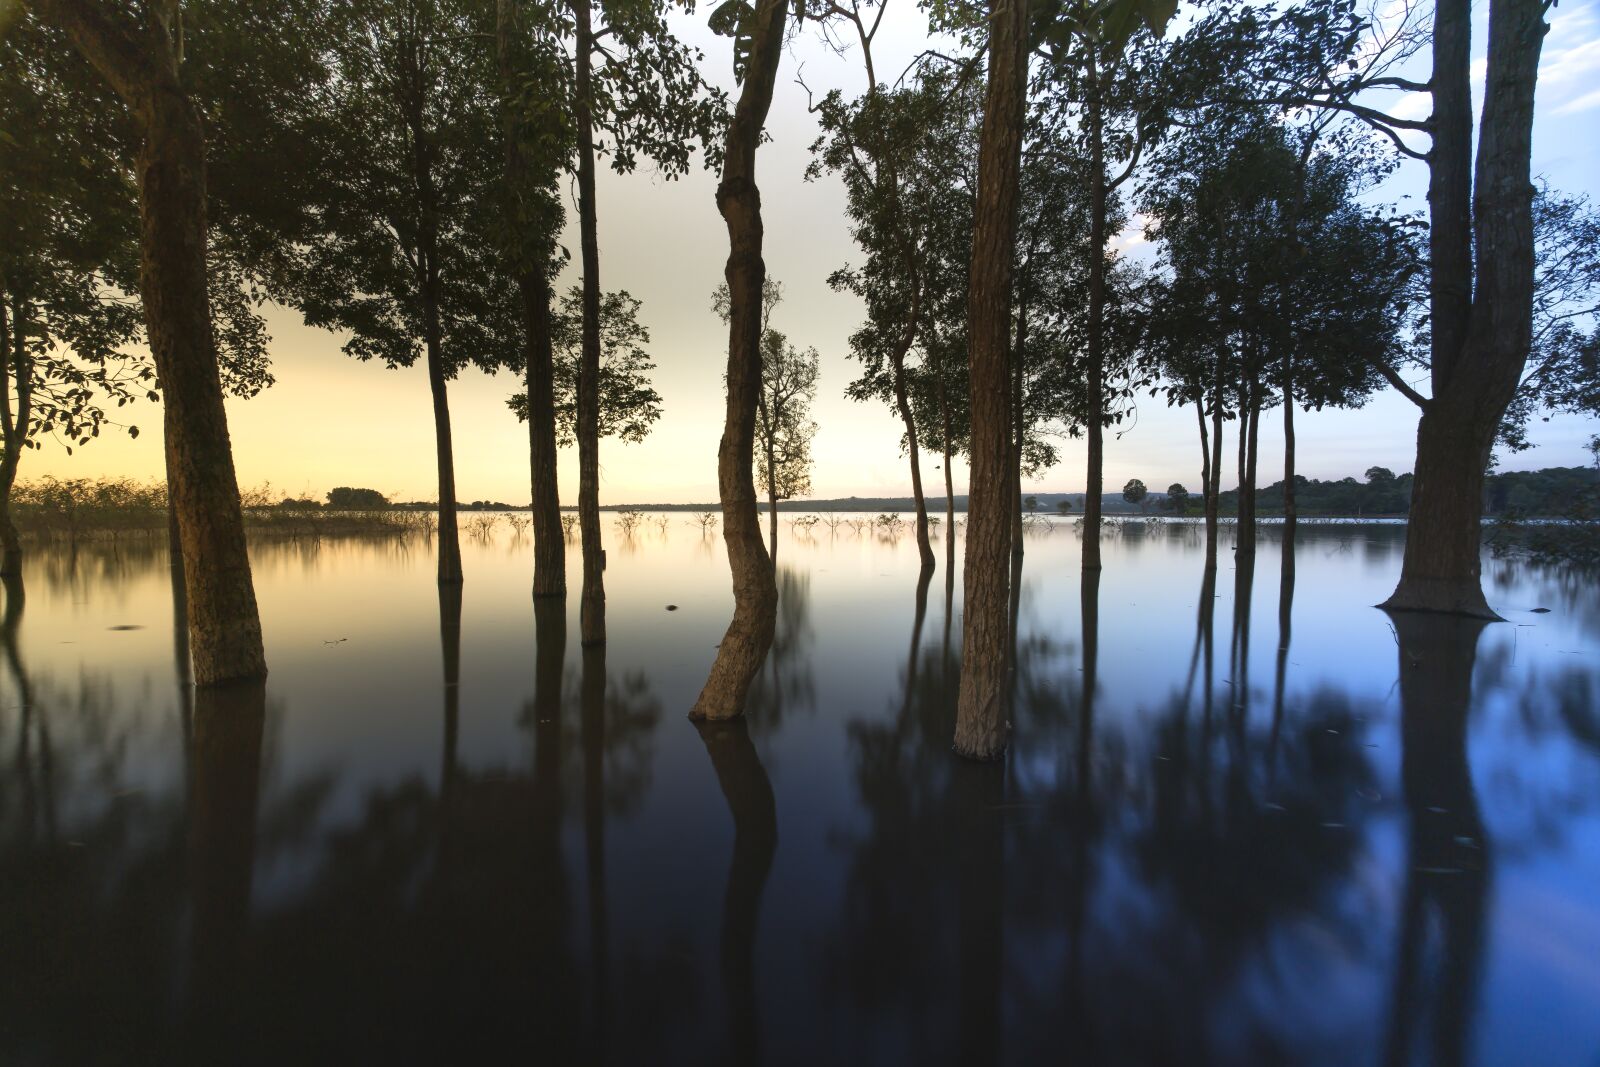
495,0,569,598
286,0,513,586
951,0,1029,761
710,278,817,559
562,0,724,646
537,287,663,446
1239,0,1552,616
1056,498,1074,516
755,330,818,560
327,486,389,508
808,5,969,574
1122,478,1147,511
1164,482,1188,513
688,0,788,721
0,21,145,574
21,0,267,684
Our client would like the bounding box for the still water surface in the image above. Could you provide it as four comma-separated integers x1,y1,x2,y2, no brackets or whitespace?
3,517,1599,1065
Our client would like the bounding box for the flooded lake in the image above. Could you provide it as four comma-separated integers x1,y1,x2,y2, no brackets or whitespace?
3,515,1598,1065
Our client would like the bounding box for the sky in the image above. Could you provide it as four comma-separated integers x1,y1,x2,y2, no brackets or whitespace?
27,0,1600,505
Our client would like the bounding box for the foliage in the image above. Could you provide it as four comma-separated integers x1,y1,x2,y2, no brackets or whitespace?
326,486,390,509
507,286,663,445
1122,478,1147,509
1163,482,1189,512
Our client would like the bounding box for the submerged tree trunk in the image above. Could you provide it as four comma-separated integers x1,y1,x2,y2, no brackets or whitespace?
571,0,605,643
953,0,1028,760
31,2,268,684
1082,56,1107,573
689,0,787,720
1383,0,1545,617
497,0,565,598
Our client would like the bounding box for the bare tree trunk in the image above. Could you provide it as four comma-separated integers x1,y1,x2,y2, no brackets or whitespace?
571,0,605,643
767,454,779,565
689,0,787,720
1384,0,1545,617
30,0,267,684
497,0,565,598
939,370,957,574
953,0,1028,760
1082,56,1107,573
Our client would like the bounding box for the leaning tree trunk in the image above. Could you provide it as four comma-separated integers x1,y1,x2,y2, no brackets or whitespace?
497,0,565,598
1082,57,1107,573
31,1,268,684
953,0,1028,761
1383,0,1545,617
571,0,605,644
689,0,787,720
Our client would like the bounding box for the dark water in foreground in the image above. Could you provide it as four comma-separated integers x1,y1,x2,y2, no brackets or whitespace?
2,517,1599,1066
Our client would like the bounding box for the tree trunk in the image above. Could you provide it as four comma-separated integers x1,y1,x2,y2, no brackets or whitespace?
767,455,779,564
689,0,787,720
571,0,605,644
1196,398,1216,570
0,299,27,578
424,332,463,583
1010,296,1026,566
1281,350,1296,586
35,6,270,685
1082,56,1107,573
497,0,565,598
526,277,565,596
1385,0,1545,616
953,0,1028,761
941,380,957,576
891,352,935,572
1242,386,1261,555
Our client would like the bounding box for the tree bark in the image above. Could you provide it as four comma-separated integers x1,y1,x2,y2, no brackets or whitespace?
1082,54,1107,573
496,0,565,598
1010,293,1026,565
1384,0,1545,616
689,0,787,720
28,0,268,684
953,0,1028,760
570,0,605,643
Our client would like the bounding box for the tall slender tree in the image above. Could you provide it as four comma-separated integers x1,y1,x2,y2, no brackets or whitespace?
690,0,790,720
